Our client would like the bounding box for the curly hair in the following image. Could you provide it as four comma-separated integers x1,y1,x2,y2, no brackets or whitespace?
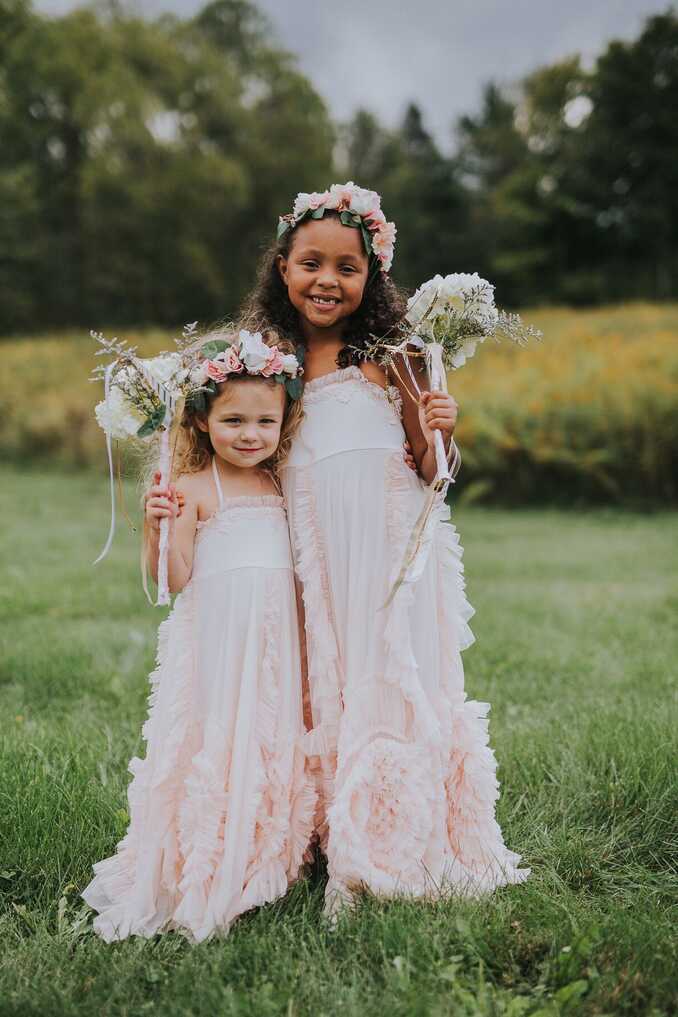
239,209,407,368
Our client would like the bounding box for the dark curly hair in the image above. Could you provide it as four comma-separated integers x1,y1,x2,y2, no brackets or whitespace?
239,210,407,368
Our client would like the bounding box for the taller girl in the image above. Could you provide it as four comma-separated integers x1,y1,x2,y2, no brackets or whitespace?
244,182,529,915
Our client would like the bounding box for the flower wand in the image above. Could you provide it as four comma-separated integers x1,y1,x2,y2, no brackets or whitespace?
362,273,542,605
92,325,198,606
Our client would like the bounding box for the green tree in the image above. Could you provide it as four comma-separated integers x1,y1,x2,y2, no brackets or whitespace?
0,0,334,333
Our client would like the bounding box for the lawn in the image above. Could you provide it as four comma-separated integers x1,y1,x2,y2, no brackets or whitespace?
0,465,676,1016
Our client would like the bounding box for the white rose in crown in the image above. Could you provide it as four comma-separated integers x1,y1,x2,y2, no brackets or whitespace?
348,187,380,217
238,330,271,373
293,191,329,218
280,353,300,377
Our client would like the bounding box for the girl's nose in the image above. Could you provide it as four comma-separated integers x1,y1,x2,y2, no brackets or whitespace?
317,267,339,288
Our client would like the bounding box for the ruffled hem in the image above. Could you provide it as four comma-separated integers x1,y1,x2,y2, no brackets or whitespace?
286,464,343,852
293,448,528,909
81,577,314,943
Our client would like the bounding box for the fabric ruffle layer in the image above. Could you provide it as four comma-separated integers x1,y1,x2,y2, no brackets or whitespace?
294,451,529,916
82,582,316,943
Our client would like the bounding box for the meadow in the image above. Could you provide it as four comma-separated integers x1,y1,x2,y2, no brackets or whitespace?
0,465,675,1016
1,302,677,504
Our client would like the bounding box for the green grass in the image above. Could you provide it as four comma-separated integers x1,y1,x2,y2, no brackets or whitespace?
0,465,676,1016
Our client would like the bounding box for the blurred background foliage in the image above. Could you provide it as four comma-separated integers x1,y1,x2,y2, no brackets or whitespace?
1,0,677,504
2,304,676,505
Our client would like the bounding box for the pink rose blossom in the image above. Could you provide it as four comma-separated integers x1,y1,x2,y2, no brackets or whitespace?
224,347,244,373
261,348,284,377
309,190,329,209
375,221,396,246
206,360,228,382
365,208,386,231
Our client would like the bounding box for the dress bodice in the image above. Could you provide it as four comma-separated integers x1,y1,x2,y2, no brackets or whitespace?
285,366,405,468
191,459,293,579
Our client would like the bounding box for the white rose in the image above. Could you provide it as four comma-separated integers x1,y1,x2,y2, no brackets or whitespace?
293,192,312,218
238,330,270,373
406,276,444,326
325,183,345,210
280,353,299,376
94,385,146,440
350,187,379,216
190,361,210,387
144,353,181,386
441,273,496,324
450,337,489,369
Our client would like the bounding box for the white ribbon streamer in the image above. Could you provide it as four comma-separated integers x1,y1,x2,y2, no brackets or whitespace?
381,341,453,607
428,343,452,488
93,362,116,566
155,414,172,607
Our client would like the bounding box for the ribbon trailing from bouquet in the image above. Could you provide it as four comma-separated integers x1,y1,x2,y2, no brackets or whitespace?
93,355,180,607
135,361,179,606
381,340,454,609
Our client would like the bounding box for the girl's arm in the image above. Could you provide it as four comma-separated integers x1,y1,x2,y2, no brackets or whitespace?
145,476,199,594
388,351,458,485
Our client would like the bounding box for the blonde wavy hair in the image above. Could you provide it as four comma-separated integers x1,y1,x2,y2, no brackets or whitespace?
166,324,303,488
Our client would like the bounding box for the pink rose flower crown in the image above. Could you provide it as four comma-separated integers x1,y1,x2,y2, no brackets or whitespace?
187,329,303,414
276,181,397,274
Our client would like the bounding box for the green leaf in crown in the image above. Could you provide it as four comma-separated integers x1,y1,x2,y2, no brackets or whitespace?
285,377,303,401
200,339,230,359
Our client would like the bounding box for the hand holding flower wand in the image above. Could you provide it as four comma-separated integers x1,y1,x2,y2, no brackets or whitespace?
362,273,542,605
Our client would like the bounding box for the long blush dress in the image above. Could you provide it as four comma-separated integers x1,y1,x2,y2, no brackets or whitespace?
280,365,529,915
81,457,316,942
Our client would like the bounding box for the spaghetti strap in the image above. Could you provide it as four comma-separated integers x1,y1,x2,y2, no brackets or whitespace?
211,456,224,509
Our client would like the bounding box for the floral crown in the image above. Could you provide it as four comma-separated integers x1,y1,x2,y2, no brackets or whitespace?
187,329,303,413
276,181,397,273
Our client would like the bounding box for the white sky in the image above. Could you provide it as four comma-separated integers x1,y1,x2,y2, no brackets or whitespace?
35,0,666,151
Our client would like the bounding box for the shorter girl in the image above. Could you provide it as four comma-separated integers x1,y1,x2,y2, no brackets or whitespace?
81,330,316,943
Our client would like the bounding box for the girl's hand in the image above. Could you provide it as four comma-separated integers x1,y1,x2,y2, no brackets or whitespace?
403,441,418,473
145,474,181,533
418,391,458,451
144,471,185,529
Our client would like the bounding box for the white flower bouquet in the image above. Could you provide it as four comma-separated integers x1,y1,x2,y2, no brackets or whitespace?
365,272,542,485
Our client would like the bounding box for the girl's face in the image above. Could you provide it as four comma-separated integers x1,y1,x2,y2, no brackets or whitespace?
198,379,285,469
277,216,369,334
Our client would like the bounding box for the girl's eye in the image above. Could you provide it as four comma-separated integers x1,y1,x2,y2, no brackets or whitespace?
341,266,356,273
223,417,240,423
302,260,318,269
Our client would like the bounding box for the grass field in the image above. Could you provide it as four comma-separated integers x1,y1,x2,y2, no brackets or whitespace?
0,465,676,1016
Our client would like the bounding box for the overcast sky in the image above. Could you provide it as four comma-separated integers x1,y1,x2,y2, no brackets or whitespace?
35,0,667,151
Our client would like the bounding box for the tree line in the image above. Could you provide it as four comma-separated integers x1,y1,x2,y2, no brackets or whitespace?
1,0,677,334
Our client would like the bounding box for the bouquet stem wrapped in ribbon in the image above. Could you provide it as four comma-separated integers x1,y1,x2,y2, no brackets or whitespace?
363,273,542,605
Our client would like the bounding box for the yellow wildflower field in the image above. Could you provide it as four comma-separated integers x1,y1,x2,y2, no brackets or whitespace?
1,304,676,503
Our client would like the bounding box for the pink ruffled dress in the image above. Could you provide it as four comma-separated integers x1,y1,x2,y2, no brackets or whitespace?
280,365,529,915
81,457,316,943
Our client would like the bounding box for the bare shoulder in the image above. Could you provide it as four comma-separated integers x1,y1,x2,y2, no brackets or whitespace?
175,469,207,498
359,360,389,388
175,468,217,520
